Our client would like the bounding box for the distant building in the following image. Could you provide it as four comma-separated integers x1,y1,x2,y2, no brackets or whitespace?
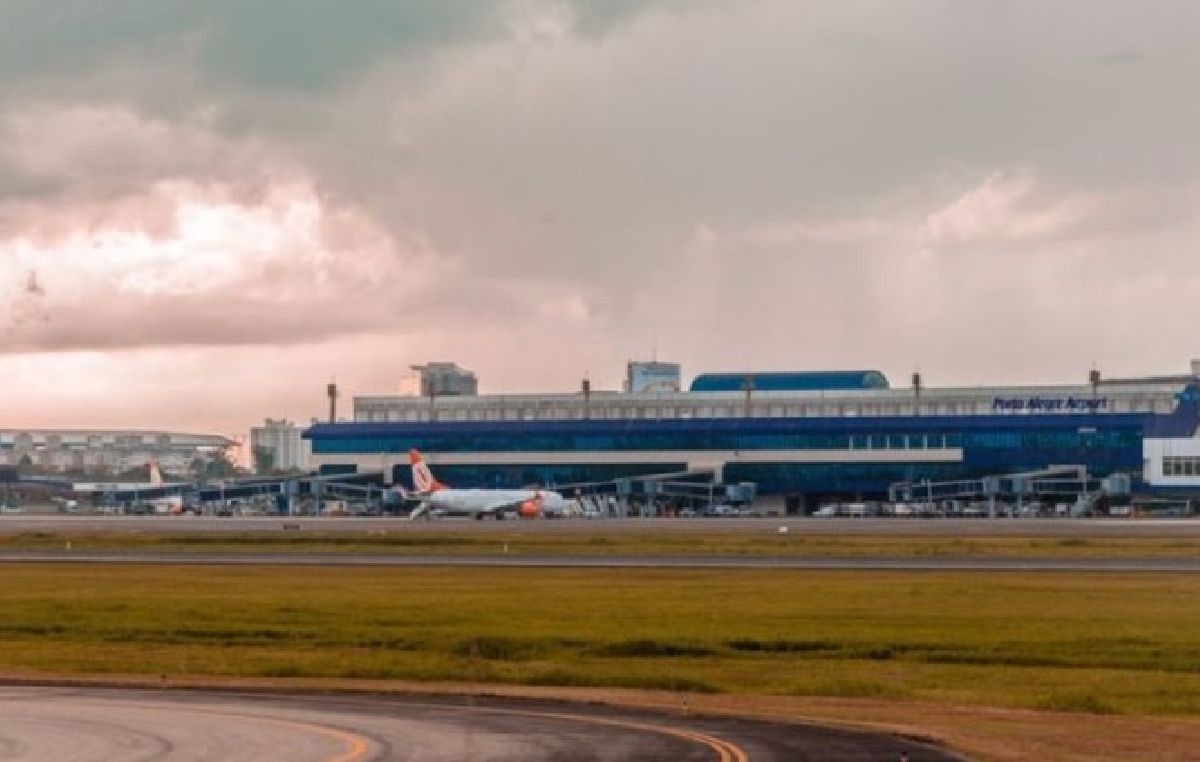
625,361,682,394
0,429,233,476
250,419,311,473
410,362,478,397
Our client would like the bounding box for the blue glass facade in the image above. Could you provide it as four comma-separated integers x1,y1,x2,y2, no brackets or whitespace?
309,416,1148,455
392,462,690,491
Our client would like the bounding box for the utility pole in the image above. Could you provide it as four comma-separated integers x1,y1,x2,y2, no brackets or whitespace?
742,374,755,418
326,381,339,423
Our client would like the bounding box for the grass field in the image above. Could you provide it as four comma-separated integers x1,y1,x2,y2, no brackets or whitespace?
0,564,1198,720
3,529,1200,558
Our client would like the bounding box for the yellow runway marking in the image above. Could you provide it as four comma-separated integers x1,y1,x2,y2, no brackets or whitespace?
67,694,746,762
256,715,369,762
89,699,372,762
419,702,750,762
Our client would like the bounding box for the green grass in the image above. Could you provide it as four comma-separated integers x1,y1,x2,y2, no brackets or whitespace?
0,565,1198,716
4,529,1200,559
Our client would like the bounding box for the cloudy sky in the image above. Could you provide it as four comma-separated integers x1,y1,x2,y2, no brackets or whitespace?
1,0,1198,438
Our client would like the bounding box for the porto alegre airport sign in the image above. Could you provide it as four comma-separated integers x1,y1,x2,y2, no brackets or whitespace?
991,397,1109,412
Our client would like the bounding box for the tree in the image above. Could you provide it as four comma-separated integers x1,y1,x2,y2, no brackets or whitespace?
189,457,207,479
203,451,246,479
252,446,277,475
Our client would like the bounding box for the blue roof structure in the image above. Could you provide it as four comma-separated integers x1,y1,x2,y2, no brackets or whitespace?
689,370,889,393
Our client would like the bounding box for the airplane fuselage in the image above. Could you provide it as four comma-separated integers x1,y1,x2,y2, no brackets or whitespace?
407,450,565,519
426,488,566,517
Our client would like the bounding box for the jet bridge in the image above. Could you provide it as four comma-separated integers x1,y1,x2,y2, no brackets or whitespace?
556,468,725,518
890,466,1131,518
199,467,741,519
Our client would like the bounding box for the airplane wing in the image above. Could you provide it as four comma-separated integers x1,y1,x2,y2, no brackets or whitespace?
479,499,526,514
484,493,549,518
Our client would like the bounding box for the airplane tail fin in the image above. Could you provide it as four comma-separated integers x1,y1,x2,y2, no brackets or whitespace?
409,449,447,493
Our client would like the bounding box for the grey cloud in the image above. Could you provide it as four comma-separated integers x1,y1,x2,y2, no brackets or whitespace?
307,0,1197,317
0,1,490,92
0,1,672,95
0,265,581,353
2,0,1200,397
1100,48,1144,67
0,178,593,353
18,287,567,355
2,296,371,353
0,105,276,204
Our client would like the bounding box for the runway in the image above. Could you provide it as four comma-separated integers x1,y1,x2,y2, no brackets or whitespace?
0,687,959,761
0,550,1196,571
3,515,1200,536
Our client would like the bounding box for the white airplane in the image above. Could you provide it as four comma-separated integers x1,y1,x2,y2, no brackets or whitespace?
403,450,566,520
73,461,188,514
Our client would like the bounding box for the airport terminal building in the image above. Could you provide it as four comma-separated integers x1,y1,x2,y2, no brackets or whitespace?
304,361,1200,513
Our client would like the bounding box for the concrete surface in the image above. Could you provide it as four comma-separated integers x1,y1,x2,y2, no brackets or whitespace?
0,551,1197,571
1,515,1199,535
0,687,962,761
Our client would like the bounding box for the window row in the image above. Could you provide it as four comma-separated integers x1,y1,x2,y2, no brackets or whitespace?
359,397,1171,423
313,429,1140,455
1162,456,1200,477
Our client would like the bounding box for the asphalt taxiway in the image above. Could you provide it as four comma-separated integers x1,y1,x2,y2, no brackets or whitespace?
2,516,1197,571
0,687,960,761
0,551,1196,571
2,515,1200,536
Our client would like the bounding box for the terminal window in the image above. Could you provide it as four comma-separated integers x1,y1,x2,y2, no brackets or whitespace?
1163,456,1200,477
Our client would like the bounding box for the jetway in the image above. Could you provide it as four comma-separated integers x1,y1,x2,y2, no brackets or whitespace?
890,466,1132,518
195,470,395,515
16,463,754,519
5,465,404,515
556,468,747,518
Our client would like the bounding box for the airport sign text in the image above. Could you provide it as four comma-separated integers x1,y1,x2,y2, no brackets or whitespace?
991,397,1109,412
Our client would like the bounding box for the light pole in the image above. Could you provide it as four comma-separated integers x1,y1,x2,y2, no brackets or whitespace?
742,375,755,418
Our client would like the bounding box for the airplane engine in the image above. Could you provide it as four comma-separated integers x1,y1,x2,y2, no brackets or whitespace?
518,498,541,519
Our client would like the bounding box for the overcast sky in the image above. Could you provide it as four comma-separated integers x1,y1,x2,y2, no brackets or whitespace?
1,0,1198,438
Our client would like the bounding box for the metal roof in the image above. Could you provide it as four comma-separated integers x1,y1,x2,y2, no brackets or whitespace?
689,371,890,392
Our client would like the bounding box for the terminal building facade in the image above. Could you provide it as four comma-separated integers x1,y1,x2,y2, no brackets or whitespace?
304,361,1200,513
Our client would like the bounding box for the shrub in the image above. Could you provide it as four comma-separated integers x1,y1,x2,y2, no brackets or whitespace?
1036,692,1119,715
726,639,836,653
453,637,545,661
797,679,912,700
592,640,716,658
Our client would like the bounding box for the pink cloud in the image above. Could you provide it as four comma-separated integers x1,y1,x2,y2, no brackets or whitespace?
0,179,451,351
923,170,1098,248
